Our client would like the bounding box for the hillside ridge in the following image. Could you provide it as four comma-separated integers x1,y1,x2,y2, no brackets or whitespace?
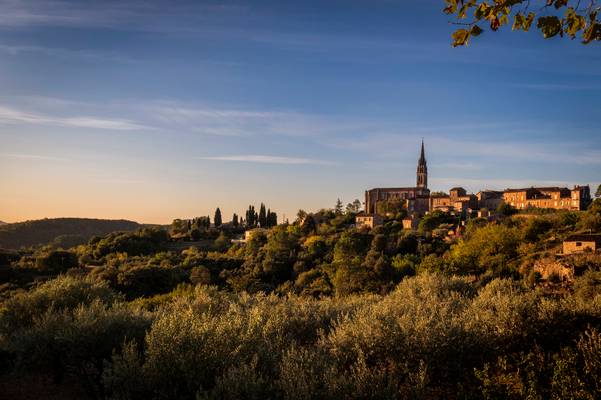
0,217,142,249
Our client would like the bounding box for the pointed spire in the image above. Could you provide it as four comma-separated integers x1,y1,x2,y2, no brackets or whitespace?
416,139,427,189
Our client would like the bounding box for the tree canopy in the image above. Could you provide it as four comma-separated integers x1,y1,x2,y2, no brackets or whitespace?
444,0,601,46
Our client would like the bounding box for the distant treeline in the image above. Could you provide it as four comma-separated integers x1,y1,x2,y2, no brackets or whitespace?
0,218,141,249
171,203,278,240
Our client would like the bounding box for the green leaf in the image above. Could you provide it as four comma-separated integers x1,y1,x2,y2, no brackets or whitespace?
471,25,484,36
443,0,458,14
499,14,509,27
451,29,471,47
537,16,562,38
513,13,524,31
554,0,568,9
523,12,535,31
474,2,492,20
582,21,601,44
564,7,587,39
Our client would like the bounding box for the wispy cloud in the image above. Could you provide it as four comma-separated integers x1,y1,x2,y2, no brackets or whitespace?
511,83,601,91
92,178,147,184
0,43,133,63
198,155,337,165
0,153,69,162
143,102,369,138
0,0,151,29
0,0,249,32
0,104,147,130
435,162,483,171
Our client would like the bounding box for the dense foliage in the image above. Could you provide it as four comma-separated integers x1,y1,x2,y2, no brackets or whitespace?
1,200,600,398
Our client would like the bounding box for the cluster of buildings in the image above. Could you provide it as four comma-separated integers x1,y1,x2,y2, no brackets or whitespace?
356,141,592,229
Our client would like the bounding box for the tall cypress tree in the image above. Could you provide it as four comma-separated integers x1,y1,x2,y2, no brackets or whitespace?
246,205,256,227
268,211,277,227
232,213,239,227
335,198,343,214
214,208,222,227
259,203,267,227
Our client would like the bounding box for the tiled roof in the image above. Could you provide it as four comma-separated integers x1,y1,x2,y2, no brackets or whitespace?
564,234,601,243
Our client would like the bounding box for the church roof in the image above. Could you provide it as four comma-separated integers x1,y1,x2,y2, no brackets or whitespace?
367,187,426,192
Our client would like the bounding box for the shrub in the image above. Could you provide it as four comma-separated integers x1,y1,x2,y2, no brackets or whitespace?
0,276,150,394
189,266,211,286
0,275,120,332
449,224,520,275
35,250,79,274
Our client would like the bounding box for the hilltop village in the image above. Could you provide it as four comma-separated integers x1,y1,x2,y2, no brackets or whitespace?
356,141,592,230
1,147,600,400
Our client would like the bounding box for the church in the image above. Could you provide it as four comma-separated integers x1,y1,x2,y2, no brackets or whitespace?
364,141,431,216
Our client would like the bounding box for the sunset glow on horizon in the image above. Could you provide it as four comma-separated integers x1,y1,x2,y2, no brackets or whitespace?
1,0,599,224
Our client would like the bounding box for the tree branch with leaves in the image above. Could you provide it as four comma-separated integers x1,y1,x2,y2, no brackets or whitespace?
444,0,601,46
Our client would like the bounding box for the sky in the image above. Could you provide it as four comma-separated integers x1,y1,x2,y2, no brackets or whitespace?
0,0,599,224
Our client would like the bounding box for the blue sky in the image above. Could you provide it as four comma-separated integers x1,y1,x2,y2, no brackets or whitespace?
0,0,599,223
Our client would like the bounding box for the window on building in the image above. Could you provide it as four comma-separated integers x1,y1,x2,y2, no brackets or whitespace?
576,242,582,247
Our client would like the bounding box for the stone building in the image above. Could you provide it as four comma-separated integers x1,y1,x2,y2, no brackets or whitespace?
430,187,478,213
477,190,504,211
503,186,591,211
364,141,431,216
355,213,384,229
563,234,601,255
402,215,420,230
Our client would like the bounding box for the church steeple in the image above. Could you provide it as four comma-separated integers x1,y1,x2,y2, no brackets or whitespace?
416,140,427,189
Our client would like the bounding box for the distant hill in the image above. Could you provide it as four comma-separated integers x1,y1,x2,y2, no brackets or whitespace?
0,221,6,226
0,218,142,249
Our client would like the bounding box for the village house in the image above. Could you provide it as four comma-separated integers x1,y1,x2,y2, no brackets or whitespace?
355,213,384,229
402,215,420,230
563,234,601,255
430,187,478,213
503,186,591,211
244,228,268,242
477,190,504,211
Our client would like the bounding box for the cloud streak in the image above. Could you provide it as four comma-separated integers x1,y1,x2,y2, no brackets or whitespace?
0,105,147,131
0,43,133,63
1,153,67,161
198,155,337,165
143,102,370,138
0,0,249,32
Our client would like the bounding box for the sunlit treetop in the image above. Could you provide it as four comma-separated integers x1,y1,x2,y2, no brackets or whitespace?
444,0,601,46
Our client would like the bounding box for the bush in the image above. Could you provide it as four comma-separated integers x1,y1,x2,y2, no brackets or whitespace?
0,276,150,394
116,265,187,299
0,249,20,266
0,275,120,332
190,266,211,286
449,224,520,275
35,250,79,274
